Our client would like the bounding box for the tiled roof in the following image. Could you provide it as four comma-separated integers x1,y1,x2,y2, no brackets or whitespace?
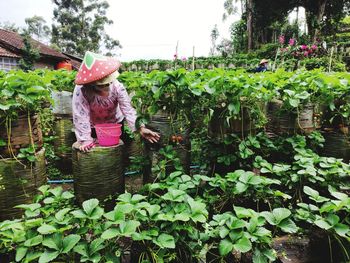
0,29,68,60
0,46,20,58
63,52,82,70
69,59,82,70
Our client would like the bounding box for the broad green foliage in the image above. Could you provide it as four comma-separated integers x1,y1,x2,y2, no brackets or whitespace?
1,68,350,262
0,69,76,118
119,68,350,131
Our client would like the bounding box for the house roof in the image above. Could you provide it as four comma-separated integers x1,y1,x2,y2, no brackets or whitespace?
0,46,20,58
63,52,82,70
0,29,68,60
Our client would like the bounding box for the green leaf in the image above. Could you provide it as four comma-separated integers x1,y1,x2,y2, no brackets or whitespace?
42,235,61,251
55,208,71,221
146,204,160,217
0,103,11,110
15,246,28,262
24,218,43,228
43,197,55,204
26,86,46,94
131,194,146,203
327,214,339,226
219,226,230,238
260,211,275,225
89,206,104,220
15,203,41,211
228,102,240,115
235,182,248,194
279,219,298,233
119,220,140,236
62,234,81,253
90,238,105,254
73,244,88,257
115,203,134,214
82,198,100,215
25,251,41,262
154,233,175,249
48,187,63,197
62,191,74,199
304,186,319,199
71,209,87,219
174,213,190,221
24,235,43,247
38,250,60,263
117,193,132,202
314,219,332,230
329,190,348,201
288,98,299,107
101,228,119,240
334,224,349,237
234,236,252,253
219,239,234,256
253,249,268,263
234,206,256,218
272,208,291,224
37,224,56,235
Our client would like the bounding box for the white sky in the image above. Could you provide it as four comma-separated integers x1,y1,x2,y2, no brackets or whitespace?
0,0,238,61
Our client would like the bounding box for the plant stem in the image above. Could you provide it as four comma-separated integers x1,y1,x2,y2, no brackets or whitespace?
328,235,333,263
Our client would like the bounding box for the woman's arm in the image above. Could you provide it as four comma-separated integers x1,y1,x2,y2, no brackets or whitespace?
115,82,160,143
115,82,138,131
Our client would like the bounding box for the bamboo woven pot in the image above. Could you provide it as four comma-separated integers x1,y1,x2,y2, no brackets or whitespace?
72,142,125,210
0,148,46,221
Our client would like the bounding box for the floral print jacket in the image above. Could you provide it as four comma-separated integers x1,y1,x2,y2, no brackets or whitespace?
72,81,137,143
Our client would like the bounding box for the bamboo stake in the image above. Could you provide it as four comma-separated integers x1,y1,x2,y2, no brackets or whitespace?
192,46,195,71
329,46,334,73
174,40,179,70
272,47,280,71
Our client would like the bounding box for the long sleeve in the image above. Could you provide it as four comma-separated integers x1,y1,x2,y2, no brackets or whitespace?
115,82,138,131
72,85,93,143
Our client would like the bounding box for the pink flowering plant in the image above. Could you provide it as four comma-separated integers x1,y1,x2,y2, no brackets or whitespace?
277,35,322,60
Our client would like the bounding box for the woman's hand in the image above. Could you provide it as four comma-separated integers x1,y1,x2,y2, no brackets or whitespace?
78,141,96,152
139,127,160,143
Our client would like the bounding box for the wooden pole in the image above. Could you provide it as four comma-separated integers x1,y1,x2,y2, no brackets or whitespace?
192,46,195,71
174,40,179,70
329,46,334,73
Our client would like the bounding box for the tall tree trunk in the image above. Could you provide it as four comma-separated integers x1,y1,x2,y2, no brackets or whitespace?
296,6,299,37
313,0,327,41
303,0,327,41
247,0,253,51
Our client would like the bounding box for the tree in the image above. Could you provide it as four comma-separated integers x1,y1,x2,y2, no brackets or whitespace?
209,24,219,56
25,16,51,43
51,0,121,57
230,19,247,53
0,21,19,32
246,0,253,50
18,31,40,71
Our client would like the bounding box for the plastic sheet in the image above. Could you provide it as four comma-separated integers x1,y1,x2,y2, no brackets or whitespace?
0,148,46,221
51,91,73,115
72,142,124,210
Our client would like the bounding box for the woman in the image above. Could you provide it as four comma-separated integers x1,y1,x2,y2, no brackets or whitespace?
73,51,159,152
255,59,269,72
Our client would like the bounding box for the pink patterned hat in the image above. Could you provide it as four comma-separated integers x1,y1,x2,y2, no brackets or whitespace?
75,51,121,85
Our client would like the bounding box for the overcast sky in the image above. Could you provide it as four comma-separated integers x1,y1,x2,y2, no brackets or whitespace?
0,0,238,61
